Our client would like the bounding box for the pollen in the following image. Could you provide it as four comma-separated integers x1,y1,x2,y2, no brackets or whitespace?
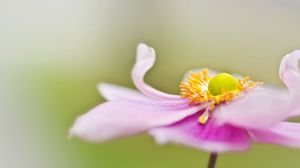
179,69,261,124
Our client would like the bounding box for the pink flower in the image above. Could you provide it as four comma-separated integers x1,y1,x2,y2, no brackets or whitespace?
70,44,300,153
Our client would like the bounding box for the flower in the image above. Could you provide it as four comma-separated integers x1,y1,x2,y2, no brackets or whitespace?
70,44,300,153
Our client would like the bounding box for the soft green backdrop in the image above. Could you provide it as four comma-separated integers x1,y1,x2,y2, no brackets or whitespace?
1,0,300,167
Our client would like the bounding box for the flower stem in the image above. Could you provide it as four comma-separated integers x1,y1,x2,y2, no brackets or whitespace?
207,153,218,168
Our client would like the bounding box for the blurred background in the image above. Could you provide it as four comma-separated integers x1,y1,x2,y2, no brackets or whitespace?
1,0,300,167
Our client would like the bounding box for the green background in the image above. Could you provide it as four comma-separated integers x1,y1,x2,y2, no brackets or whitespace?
2,0,300,167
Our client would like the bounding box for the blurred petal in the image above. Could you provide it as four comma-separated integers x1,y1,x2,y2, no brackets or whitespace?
214,87,293,129
149,114,250,153
249,122,300,148
132,43,180,100
70,100,205,142
279,50,300,93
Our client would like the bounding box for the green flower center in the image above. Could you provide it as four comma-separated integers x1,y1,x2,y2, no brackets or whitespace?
208,73,238,96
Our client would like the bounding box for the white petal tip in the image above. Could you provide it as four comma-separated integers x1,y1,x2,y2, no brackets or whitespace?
68,117,96,142
136,43,155,61
137,43,150,49
68,128,75,140
149,130,168,145
97,82,111,97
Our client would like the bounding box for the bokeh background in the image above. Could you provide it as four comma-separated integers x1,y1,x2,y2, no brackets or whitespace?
1,0,300,167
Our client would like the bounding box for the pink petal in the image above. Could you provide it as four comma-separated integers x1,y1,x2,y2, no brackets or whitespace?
279,50,300,116
149,114,250,153
214,87,293,129
97,82,190,108
70,99,205,142
249,122,300,148
97,83,152,101
279,50,300,93
132,43,180,100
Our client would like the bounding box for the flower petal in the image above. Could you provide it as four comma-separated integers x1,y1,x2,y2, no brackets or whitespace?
97,82,190,108
278,50,300,116
97,83,152,101
214,87,292,129
249,122,300,148
132,43,180,100
70,99,205,142
149,114,250,153
279,50,300,93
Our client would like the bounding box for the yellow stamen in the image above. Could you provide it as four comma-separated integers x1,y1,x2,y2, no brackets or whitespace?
198,110,209,124
179,69,261,124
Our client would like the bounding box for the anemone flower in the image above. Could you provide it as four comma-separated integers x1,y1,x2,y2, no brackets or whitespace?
70,44,300,168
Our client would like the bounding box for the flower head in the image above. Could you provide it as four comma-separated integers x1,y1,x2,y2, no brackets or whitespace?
70,44,300,153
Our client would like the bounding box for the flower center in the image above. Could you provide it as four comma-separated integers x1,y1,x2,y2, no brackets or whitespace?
208,73,238,96
179,69,261,124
